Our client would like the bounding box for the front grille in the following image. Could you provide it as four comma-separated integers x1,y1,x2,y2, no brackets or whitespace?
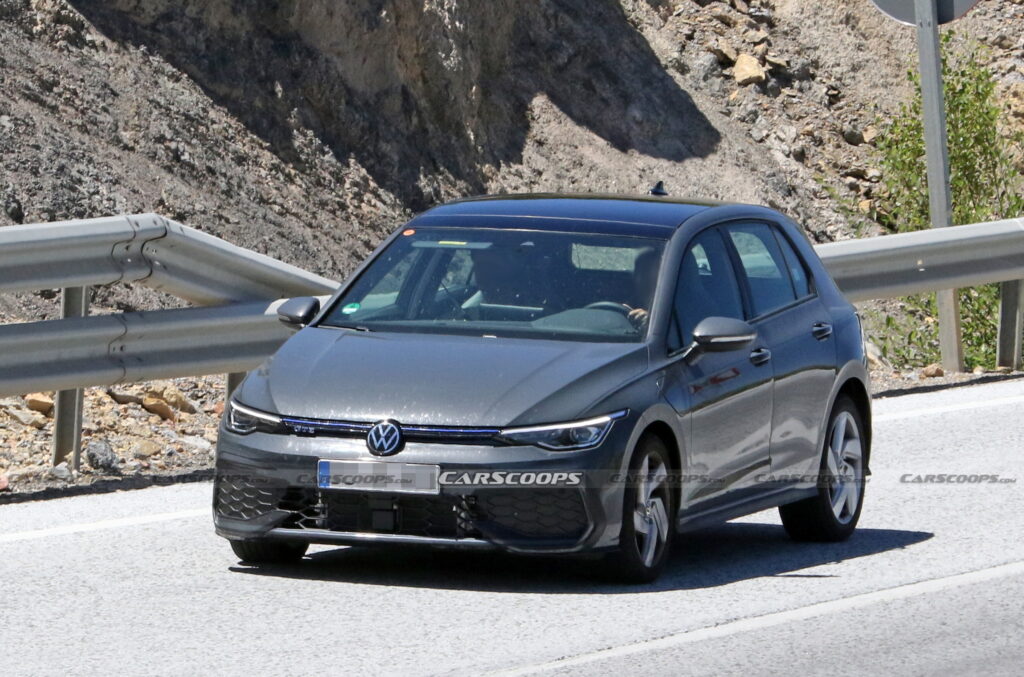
214,475,286,520
275,489,476,539
323,493,471,538
270,487,589,543
278,415,499,444
474,489,589,539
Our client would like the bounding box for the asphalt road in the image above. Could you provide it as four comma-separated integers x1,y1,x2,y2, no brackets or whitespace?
2,379,1023,676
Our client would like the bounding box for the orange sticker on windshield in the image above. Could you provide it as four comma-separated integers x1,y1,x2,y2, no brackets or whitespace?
403,229,416,236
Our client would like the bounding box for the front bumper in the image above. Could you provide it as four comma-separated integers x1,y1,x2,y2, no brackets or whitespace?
213,424,632,554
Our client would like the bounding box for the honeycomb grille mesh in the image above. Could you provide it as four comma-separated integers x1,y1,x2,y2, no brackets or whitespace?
474,489,588,539
214,475,286,520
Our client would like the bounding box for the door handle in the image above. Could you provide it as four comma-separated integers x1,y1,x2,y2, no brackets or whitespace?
749,347,772,366
812,322,833,340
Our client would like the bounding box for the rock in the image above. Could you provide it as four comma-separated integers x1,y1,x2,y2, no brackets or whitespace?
842,125,865,146
750,119,771,142
865,340,890,370
733,54,766,86
765,54,789,69
866,168,883,182
147,383,197,413
862,126,879,144
857,199,873,214
0,474,7,491
180,435,212,452
707,40,737,65
142,396,175,421
711,7,736,26
213,401,225,416
131,438,163,459
775,125,798,145
1004,82,1024,120
693,52,721,82
107,389,143,405
972,365,986,375
992,34,1014,50
7,466,45,483
85,440,119,472
24,392,54,415
6,407,47,429
49,462,72,481
743,29,769,45
922,363,945,378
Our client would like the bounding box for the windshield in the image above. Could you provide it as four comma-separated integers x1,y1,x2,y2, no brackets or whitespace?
320,226,666,342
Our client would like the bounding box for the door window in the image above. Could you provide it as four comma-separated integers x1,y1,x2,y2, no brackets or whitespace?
725,223,798,317
772,229,813,299
669,229,744,351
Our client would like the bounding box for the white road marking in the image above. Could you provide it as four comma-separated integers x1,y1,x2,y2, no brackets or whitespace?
494,559,1024,676
874,393,1024,423
0,508,208,544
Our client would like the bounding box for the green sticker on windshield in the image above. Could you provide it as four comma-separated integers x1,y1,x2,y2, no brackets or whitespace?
341,303,361,314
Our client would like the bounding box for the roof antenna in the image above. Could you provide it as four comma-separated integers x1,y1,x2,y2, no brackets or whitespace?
648,181,668,197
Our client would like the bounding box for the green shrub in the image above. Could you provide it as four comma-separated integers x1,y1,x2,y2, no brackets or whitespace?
871,33,1024,370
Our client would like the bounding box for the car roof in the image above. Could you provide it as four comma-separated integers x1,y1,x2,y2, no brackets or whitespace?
409,193,722,237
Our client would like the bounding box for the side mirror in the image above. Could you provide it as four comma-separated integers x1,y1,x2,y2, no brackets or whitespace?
277,296,321,329
691,316,756,353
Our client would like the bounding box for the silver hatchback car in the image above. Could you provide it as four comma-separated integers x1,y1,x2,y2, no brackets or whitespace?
214,194,871,582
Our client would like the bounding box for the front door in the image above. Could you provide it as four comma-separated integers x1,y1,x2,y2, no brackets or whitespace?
663,227,773,512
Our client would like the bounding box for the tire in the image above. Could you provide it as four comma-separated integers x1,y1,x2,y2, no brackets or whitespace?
780,396,866,542
230,538,308,564
604,435,676,583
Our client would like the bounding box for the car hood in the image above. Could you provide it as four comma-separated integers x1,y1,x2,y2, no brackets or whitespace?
237,327,648,427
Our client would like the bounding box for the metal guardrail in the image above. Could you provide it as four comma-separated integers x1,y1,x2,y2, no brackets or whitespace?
1,213,1023,466
0,300,295,397
816,218,1024,302
0,214,338,465
0,214,336,303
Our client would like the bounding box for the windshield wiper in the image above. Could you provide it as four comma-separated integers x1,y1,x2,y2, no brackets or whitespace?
324,324,374,332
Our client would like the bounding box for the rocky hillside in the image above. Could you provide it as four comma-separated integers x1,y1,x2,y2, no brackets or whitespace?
2,0,1022,283
2,0,1023,493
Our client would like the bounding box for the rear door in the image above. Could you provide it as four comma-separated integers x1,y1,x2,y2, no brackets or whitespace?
722,222,837,480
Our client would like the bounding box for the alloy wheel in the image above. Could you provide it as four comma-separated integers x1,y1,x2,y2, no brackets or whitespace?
633,453,670,567
825,410,863,525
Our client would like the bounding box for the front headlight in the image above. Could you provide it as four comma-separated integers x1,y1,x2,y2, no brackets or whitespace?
497,410,627,451
224,399,285,435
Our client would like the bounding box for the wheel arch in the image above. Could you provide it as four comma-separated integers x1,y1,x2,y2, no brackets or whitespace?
831,369,872,471
638,420,682,476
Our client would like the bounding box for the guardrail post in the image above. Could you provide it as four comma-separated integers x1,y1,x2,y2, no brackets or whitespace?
225,372,246,400
51,286,88,468
997,280,1024,370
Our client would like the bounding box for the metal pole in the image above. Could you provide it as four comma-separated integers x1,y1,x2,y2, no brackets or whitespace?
51,286,88,468
997,280,1023,369
225,372,246,400
915,0,964,372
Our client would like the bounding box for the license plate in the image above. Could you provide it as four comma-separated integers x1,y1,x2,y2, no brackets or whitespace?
317,460,440,495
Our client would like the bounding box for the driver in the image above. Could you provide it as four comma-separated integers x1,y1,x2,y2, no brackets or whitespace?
623,248,660,330
469,247,520,305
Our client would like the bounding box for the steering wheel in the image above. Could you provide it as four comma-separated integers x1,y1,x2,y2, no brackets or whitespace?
584,301,632,316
